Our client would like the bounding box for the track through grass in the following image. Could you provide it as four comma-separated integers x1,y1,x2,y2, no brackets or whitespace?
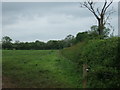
2,50,80,88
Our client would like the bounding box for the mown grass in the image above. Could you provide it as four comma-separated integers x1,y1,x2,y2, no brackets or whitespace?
2,50,80,88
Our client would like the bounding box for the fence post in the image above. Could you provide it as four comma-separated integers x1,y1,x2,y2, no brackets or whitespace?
83,64,88,88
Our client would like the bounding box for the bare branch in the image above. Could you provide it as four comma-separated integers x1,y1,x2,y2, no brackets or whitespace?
82,2,94,12
88,2,100,20
97,8,101,15
103,0,113,13
104,9,115,25
81,1,100,20
101,0,107,14
105,6,115,15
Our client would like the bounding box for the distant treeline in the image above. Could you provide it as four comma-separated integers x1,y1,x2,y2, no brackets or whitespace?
1,25,111,50
1,35,75,50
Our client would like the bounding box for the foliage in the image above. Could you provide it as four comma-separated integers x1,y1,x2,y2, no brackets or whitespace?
1,35,75,50
88,25,110,39
2,36,13,50
81,37,120,88
75,25,111,44
76,32,89,42
2,36,12,43
61,37,120,88
63,34,76,47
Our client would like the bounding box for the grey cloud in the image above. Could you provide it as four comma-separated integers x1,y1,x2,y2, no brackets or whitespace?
2,2,94,26
2,2,118,42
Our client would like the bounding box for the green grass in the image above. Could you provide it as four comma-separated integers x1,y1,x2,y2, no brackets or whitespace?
2,50,80,88
3,37,119,88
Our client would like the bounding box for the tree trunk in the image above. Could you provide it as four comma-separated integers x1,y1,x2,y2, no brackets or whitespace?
97,15,104,38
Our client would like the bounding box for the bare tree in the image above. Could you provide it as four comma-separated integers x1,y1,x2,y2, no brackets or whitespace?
80,0,113,38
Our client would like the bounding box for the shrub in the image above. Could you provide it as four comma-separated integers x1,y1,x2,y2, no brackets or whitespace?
61,37,120,88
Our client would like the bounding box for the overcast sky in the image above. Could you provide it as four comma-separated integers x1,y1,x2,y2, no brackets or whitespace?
2,2,118,42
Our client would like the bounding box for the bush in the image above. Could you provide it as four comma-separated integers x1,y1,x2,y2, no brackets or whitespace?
61,37,120,88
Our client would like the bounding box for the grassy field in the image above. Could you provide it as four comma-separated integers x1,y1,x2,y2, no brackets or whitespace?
2,50,81,88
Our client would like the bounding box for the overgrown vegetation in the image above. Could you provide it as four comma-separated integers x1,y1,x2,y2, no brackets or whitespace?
61,37,120,88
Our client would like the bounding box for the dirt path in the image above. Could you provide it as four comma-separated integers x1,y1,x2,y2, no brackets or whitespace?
2,76,18,88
